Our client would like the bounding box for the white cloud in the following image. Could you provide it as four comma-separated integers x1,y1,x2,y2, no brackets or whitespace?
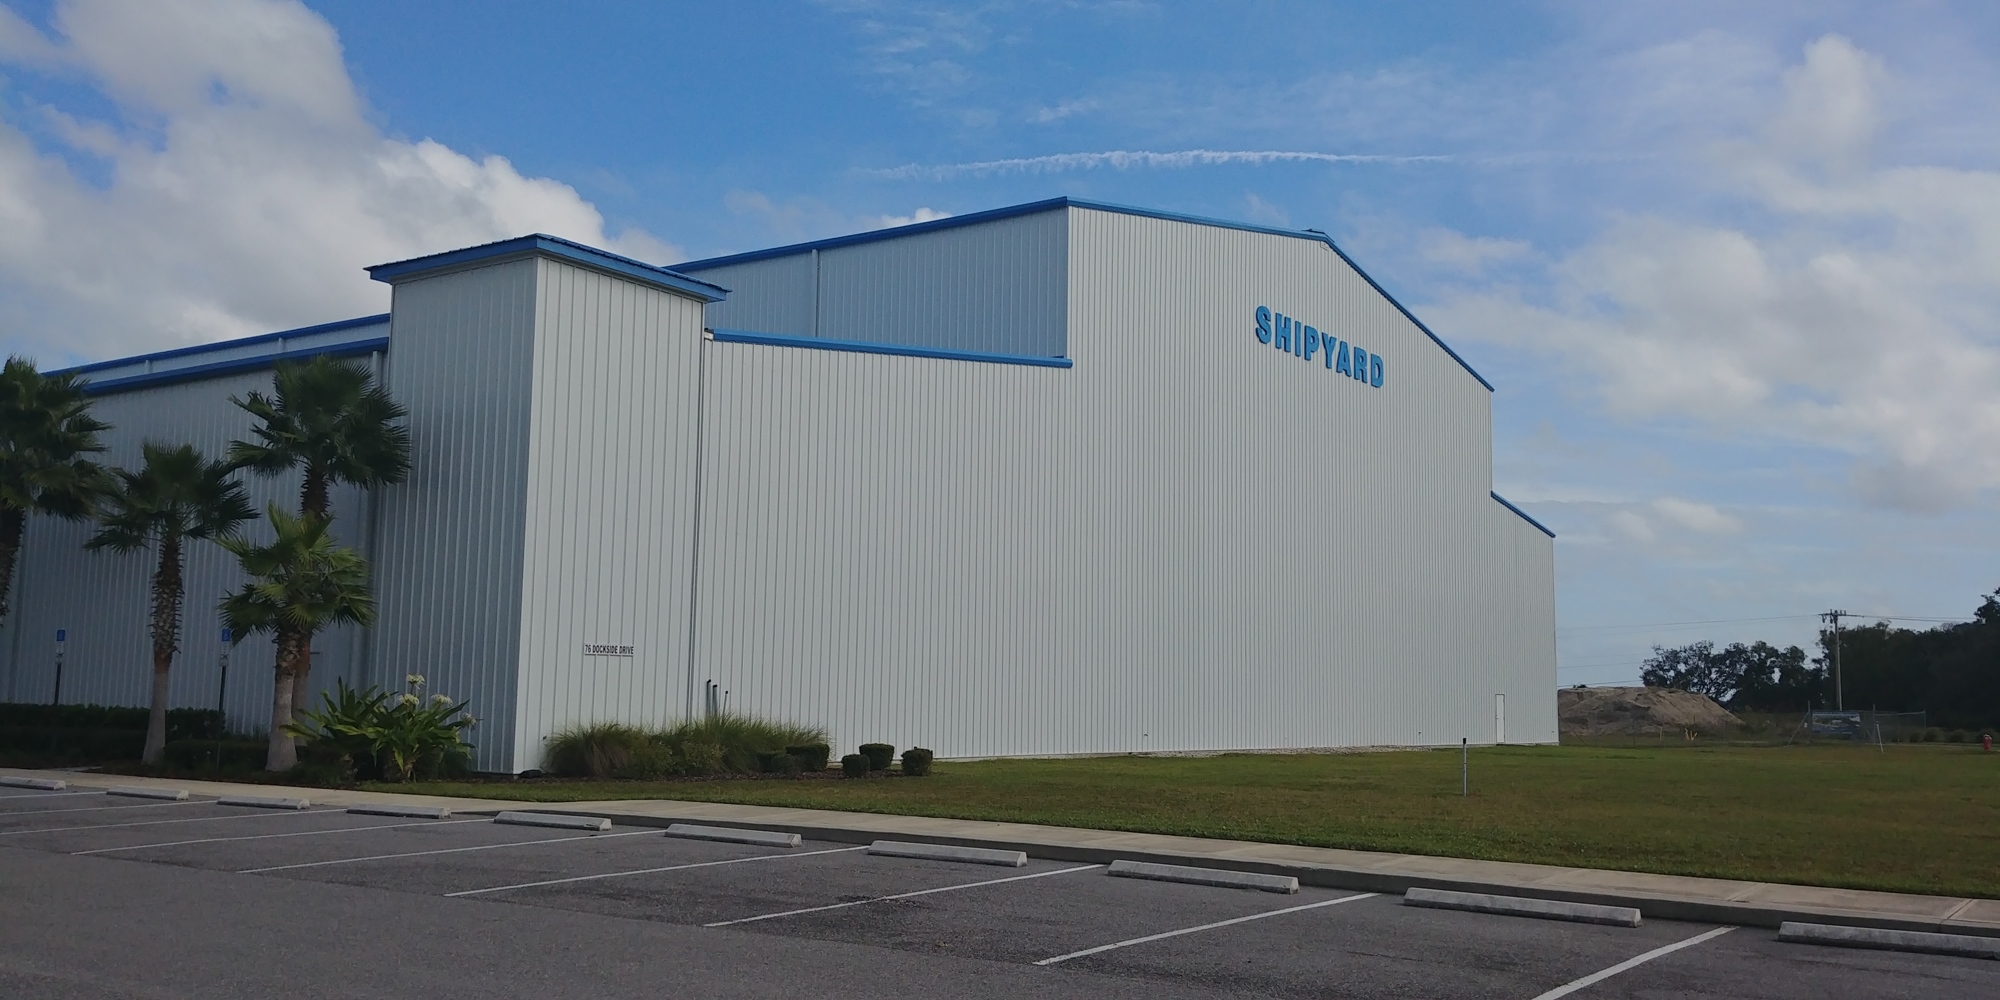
1418,228,1531,273
1030,97,1098,123
868,147,1452,180
1427,35,2000,513
725,189,953,243
873,206,952,228
0,0,674,366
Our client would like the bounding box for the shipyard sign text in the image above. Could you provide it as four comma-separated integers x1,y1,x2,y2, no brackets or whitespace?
1254,306,1383,388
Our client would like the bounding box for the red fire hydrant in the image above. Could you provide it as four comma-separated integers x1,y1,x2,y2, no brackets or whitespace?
1984,734,1992,752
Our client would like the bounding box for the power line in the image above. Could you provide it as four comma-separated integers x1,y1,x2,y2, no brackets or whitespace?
1557,615,1815,635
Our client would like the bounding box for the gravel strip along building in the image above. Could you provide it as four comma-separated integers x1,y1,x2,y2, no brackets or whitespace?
2,198,1556,771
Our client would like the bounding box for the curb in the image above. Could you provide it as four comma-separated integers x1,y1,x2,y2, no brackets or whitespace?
520,805,2000,939
1779,921,2000,959
1404,886,1641,927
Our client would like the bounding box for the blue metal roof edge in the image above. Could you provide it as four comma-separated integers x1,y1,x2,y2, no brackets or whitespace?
58,314,390,378
368,234,729,303
77,337,391,396
672,197,1492,392
710,328,1073,369
1491,491,1555,538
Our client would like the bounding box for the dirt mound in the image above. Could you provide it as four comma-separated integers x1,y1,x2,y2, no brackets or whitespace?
1558,686,1743,737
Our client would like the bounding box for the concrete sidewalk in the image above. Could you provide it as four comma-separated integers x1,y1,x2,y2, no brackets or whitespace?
10,766,1996,938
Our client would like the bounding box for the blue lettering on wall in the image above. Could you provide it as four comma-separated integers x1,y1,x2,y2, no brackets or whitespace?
1251,305,1385,390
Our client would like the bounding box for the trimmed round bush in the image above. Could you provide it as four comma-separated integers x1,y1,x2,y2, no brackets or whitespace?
900,747,934,777
858,743,895,771
841,753,871,778
786,743,831,772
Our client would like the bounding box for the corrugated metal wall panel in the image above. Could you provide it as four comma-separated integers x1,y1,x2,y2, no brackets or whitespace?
816,209,1067,356
509,258,705,769
367,259,537,771
684,211,1069,358
684,254,815,337
689,206,1555,756
0,369,375,734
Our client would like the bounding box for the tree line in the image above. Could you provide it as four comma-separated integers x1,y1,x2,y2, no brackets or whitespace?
0,354,408,770
1639,592,2000,729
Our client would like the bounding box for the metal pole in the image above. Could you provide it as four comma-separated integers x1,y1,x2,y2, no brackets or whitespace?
215,627,231,770
1461,738,1468,797
1822,610,1846,711
50,629,66,707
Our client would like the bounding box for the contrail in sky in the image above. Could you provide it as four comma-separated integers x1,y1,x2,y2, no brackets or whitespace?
867,149,1454,180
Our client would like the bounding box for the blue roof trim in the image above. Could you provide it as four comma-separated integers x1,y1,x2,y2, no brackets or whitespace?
60,314,389,377
672,197,1492,392
368,234,729,303
710,328,1073,369
1491,491,1555,538
77,337,390,396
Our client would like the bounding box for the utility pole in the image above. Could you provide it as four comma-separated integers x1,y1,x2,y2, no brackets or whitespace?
1821,610,1847,711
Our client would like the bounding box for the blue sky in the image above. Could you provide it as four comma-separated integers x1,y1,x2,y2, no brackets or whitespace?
1,1,1996,686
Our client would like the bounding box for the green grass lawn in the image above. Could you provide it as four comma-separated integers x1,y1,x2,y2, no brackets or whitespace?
389,743,2000,898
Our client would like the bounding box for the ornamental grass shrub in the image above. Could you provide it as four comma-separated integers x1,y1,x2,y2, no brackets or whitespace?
545,714,829,779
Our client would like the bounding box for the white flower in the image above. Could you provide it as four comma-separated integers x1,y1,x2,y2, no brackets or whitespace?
406,674,425,685
400,693,419,706
431,694,452,705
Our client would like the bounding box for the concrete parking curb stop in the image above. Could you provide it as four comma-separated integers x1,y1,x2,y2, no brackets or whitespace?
349,804,452,819
1404,886,1642,926
495,811,611,832
216,795,308,810
1,776,66,791
107,786,189,801
1108,859,1300,894
1779,921,2000,959
868,841,1028,867
666,824,801,848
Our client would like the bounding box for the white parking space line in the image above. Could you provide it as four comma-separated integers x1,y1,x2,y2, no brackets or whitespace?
70,817,485,855
706,863,1104,928
447,845,868,898
1527,926,1736,1000
1034,892,1379,966
0,790,106,804
0,807,342,837
0,799,203,817
238,829,658,873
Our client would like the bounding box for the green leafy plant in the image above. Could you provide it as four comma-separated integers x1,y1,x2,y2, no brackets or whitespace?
900,747,934,777
841,753,870,778
545,723,651,778
284,677,473,783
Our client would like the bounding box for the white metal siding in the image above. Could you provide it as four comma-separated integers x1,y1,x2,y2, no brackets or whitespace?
510,258,706,770
0,370,374,734
368,259,538,771
686,206,1555,756
686,254,816,337
684,211,1069,358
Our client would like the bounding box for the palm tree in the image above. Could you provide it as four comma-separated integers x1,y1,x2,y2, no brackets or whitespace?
219,506,376,771
86,444,255,765
229,355,408,714
0,356,112,629
229,355,410,520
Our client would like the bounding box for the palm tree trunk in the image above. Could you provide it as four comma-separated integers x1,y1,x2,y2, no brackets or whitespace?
143,533,183,766
266,628,303,771
300,466,330,521
0,506,23,627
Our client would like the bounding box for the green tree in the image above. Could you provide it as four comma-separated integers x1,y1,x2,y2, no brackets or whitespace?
219,506,376,771
229,355,408,712
86,444,255,764
0,356,112,628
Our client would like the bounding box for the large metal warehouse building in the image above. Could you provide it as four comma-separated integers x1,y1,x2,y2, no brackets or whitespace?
2,198,1556,771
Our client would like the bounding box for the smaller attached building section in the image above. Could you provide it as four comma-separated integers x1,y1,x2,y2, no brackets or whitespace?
364,236,727,772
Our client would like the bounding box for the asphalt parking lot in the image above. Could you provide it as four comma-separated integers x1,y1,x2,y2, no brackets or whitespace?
2,784,1995,999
